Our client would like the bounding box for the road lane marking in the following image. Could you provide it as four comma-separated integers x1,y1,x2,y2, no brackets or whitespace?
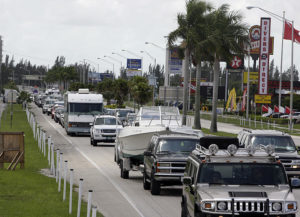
40,112,146,217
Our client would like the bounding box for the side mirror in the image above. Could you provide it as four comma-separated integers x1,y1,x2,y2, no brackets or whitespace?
182,176,192,185
296,146,300,151
291,178,300,188
135,122,140,127
144,151,152,156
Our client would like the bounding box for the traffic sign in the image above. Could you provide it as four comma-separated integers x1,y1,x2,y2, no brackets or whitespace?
254,94,271,104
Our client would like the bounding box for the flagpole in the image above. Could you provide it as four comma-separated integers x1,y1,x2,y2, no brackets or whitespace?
278,11,285,108
289,20,294,131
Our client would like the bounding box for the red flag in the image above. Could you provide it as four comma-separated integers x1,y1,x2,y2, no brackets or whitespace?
284,21,300,44
285,106,290,114
274,105,279,113
262,105,268,112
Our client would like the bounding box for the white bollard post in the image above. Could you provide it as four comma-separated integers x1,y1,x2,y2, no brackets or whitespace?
50,143,55,175
43,132,46,157
56,149,60,182
58,153,63,192
63,160,68,201
77,179,84,217
255,118,257,128
92,206,97,217
69,169,74,214
273,121,275,130
249,118,251,127
261,119,263,129
240,117,242,125
87,190,93,217
268,120,270,129
48,136,51,164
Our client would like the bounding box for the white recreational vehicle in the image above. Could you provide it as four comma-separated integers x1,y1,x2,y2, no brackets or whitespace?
64,89,103,136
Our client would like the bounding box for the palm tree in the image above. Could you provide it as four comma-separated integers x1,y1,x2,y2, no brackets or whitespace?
204,4,249,132
168,0,212,126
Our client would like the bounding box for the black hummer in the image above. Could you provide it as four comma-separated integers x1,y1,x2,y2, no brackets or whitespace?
143,134,201,195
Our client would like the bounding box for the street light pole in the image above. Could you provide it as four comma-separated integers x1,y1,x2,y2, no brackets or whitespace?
97,58,115,77
104,55,122,68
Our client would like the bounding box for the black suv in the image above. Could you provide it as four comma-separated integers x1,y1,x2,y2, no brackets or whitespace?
143,134,200,195
238,129,300,179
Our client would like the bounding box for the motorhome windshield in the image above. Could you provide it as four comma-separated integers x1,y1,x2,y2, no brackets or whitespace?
70,103,102,115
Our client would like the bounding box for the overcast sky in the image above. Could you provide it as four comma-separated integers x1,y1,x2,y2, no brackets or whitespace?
1,0,300,77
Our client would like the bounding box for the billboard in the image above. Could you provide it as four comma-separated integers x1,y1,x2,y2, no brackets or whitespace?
258,18,271,95
126,69,142,77
127,59,142,69
249,25,274,55
168,48,182,75
243,71,259,84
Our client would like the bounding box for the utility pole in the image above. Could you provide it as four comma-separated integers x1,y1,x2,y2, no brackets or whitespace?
0,36,3,94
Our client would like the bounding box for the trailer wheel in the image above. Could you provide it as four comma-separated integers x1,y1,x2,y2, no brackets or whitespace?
120,160,129,179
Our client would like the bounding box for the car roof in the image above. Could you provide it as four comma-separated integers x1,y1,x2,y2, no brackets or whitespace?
95,115,117,119
157,134,200,139
240,129,288,136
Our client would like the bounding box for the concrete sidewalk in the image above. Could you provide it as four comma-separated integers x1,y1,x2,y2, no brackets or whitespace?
187,115,300,146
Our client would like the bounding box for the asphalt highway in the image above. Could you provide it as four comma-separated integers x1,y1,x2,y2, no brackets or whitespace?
29,104,300,217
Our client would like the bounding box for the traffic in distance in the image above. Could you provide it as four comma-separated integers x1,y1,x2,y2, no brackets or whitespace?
31,87,300,217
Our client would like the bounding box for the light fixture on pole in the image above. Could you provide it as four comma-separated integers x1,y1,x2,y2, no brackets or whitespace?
104,55,122,68
140,50,156,67
97,57,115,76
112,52,127,59
145,41,165,51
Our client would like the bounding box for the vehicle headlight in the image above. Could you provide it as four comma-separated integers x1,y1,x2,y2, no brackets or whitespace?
201,202,215,210
157,162,170,167
285,202,297,212
217,202,227,211
272,202,282,211
94,129,101,134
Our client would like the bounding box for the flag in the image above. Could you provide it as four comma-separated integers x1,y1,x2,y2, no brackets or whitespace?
268,107,273,114
279,106,285,113
284,21,300,44
285,106,290,114
262,105,268,112
274,105,279,113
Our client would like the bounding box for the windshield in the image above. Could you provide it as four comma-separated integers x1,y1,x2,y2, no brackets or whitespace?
198,163,288,186
118,110,132,117
95,117,121,125
156,139,198,154
70,103,103,115
250,136,296,153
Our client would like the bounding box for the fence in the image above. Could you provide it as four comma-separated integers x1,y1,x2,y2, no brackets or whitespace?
26,108,98,217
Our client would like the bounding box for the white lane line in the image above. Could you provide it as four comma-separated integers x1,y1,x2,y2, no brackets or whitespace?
40,113,146,217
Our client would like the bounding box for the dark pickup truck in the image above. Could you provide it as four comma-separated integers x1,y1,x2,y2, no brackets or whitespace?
143,134,201,195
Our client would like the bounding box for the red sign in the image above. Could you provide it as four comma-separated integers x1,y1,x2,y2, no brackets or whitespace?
258,18,271,95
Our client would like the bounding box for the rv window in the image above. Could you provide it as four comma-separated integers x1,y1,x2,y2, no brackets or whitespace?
70,103,103,114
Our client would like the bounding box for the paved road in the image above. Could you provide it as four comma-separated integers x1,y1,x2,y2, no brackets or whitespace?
30,104,300,217
30,104,181,217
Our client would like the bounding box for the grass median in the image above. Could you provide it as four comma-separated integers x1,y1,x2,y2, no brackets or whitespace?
0,104,102,217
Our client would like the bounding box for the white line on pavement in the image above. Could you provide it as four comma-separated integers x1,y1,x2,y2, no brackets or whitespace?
40,113,146,217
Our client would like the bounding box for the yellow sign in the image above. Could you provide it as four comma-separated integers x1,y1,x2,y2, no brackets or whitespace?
226,88,237,110
255,94,271,104
243,71,259,84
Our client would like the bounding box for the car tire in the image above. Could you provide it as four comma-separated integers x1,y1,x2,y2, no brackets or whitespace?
120,160,129,179
143,171,150,190
92,139,97,146
150,173,160,195
181,197,188,217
